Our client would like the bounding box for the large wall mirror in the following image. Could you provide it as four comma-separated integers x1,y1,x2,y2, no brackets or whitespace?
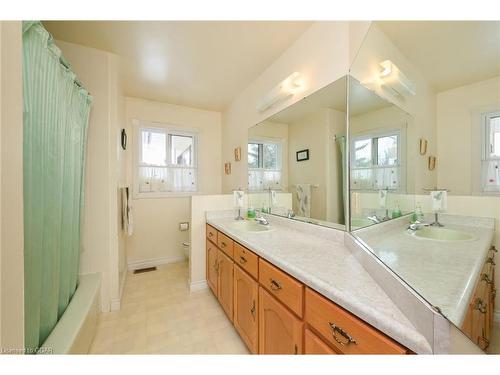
349,21,500,352
248,75,347,229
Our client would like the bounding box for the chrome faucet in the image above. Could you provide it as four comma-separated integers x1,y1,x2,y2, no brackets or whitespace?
367,214,381,224
408,221,430,231
255,210,270,226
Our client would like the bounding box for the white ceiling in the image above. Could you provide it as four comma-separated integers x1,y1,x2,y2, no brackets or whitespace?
43,21,313,111
377,21,500,92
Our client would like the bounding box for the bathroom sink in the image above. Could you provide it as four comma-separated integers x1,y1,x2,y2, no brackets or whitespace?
229,220,274,233
409,227,477,242
351,218,374,229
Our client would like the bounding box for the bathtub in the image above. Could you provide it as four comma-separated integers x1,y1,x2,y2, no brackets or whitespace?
40,273,101,354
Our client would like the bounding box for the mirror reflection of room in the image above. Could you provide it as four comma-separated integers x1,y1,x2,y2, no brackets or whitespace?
248,76,347,229
348,21,500,353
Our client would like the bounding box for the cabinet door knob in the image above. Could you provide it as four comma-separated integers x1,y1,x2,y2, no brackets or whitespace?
239,256,247,264
221,241,227,248
269,278,282,291
329,322,357,346
208,232,213,237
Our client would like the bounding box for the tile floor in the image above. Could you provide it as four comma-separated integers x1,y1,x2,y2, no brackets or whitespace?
89,261,249,354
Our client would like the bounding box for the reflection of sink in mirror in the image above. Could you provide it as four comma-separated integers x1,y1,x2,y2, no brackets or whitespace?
351,217,375,229
407,227,477,242
229,220,275,233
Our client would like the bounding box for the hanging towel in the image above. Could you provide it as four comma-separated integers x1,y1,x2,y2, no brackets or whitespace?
233,190,244,208
296,184,311,218
430,190,447,212
379,189,388,208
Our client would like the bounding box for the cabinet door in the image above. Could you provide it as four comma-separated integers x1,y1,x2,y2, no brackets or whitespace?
304,329,337,354
206,240,218,296
259,287,303,354
234,265,259,353
218,250,234,322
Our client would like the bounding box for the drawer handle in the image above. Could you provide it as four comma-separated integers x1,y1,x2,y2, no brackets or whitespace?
208,232,213,237
269,279,282,291
239,256,247,264
486,257,495,266
474,298,487,314
221,241,227,248
329,322,357,346
250,300,256,321
481,273,493,285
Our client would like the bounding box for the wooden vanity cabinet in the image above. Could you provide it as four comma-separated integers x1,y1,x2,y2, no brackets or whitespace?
206,240,219,296
461,245,497,352
304,328,337,354
217,250,234,322
233,265,259,353
259,287,303,354
206,223,410,355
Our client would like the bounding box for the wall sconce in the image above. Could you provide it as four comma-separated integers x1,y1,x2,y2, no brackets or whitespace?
224,162,232,175
256,72,303,112
419,138,428,155
379,60,416,97
428,156,436,171
234,147,241,162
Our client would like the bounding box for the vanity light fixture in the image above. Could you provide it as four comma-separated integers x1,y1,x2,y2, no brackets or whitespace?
379,60,416,97
256,72,303,112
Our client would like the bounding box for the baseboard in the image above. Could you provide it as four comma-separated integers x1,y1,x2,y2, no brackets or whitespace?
189,280,208,293
494,310,500,324
127,255,186,271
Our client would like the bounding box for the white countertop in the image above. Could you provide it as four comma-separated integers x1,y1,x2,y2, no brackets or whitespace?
354,214,494,326
206,211,432,354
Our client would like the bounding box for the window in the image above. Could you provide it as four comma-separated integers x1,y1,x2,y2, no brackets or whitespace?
481,111,500,192
248,138,282,191
350,130,402,191
136,123,197,196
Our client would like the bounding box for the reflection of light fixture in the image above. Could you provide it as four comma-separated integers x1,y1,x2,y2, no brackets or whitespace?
379,60,416,97
257,72,303,112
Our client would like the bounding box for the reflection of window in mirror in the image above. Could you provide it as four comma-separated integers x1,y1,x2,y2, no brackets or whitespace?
481,110,500,192
248,138,283,191
351,129,403,191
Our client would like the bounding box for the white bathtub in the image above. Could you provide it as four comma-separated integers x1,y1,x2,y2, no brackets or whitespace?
40,273,101,354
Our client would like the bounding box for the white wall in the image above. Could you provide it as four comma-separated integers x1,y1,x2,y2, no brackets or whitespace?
125,98,222,267
221,22,352,193
0,21,24,351
57,40,124,312
288,110,329,220
436,76,500,195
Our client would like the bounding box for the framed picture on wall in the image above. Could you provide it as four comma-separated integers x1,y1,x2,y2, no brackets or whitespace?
296,149,309,162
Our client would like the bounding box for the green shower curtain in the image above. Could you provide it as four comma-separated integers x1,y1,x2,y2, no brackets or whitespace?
23,21,92,352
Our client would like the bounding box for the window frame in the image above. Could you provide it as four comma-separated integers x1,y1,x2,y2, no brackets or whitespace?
480,110,500,194
247,137,284,191
350,127,406,193
133,119,199,199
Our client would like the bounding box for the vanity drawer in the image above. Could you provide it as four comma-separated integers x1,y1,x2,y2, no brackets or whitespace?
218,232,234,259
206,224,218,244
234,242,259,279
304,329,337,354
258,258,304,318
305,288,407,354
